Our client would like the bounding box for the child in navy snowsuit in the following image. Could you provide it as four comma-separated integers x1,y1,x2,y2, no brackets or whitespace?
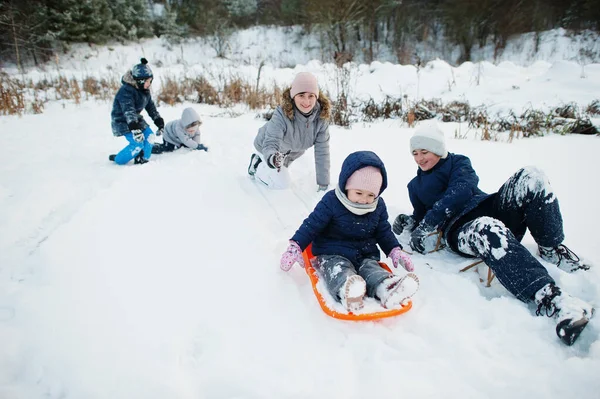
394,122,593,345
280,151,419,312
109,58,165,165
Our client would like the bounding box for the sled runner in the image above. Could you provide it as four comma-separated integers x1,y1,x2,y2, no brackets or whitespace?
302,244,413,321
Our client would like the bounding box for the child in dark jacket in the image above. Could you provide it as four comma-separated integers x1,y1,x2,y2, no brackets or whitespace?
280,151,419,311
109,58,165,165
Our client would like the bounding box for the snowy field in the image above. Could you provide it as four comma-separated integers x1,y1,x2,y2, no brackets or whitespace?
1,28,600,399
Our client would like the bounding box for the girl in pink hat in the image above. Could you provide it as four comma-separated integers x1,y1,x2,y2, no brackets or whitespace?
248,72,331,190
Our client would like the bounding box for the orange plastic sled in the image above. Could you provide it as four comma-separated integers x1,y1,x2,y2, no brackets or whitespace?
302,244,413,321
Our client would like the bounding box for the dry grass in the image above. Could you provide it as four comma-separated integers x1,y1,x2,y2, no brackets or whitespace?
0,73,25,115
3,67,599,138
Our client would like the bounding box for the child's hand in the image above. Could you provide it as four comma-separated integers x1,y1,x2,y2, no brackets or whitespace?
267,152,283,170
389,247,414,272
280,241,304,271
196,144,208,151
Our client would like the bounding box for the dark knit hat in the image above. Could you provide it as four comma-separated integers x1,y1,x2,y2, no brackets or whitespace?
131,58,153,80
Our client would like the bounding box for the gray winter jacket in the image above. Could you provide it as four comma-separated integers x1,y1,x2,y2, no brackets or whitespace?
253,88,331,186
163,107,201,149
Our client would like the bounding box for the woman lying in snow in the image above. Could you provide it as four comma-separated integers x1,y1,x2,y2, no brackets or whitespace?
393,122,593,346
247,72,331,190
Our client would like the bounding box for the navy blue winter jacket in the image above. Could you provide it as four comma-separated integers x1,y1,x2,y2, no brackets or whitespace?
408,153,492,237
111,71,161,137
291,151,400,266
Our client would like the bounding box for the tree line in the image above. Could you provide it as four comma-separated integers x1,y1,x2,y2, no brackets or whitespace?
2,0,599,70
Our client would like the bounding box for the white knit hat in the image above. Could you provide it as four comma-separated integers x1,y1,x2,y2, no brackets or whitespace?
410,123,448,158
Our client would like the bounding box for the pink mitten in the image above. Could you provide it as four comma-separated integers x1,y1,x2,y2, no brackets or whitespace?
389,247,415,272
280,241,304,271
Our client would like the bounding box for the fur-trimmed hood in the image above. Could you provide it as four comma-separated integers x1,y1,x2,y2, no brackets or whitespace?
281,88,331,121
121,70,150,92
121,70,138,88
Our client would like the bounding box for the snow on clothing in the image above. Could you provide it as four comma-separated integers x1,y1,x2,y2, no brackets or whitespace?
163,107,202,149
316,256,394,299
407,154,562,301
408,153,491,233
253,88,331,186
111,70,161,137
291,151,400,299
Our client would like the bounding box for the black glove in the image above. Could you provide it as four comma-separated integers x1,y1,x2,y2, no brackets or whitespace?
409,222,438,254
392,214,415,235
196,144,208,151
154,117,165,129
127,120,143,132
156,128,164,137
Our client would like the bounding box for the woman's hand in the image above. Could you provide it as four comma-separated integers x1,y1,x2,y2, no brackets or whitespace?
410,222,439,254
392,214,414,235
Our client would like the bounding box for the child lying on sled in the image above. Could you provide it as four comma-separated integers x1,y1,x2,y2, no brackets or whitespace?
279,150,419,311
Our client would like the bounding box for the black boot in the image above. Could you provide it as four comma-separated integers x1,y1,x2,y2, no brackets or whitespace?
134,150,148,165
247,153,262,176
151,144,164,154
534,283,594,345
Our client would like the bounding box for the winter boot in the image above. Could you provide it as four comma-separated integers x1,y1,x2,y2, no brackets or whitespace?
247,153,262,177
134,150,148,165
339,275,367,312
108,154,116,162
376,273,420,309
538,244,591,272
151,144,164,154
534,283,594,345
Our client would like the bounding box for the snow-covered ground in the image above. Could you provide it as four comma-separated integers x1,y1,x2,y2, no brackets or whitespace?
1,28,599,398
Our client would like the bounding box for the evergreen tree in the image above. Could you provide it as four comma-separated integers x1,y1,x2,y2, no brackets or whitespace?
43,0,112,43
281,0,303,25
153,2,186,40
174,0,229,35
108,0,153,40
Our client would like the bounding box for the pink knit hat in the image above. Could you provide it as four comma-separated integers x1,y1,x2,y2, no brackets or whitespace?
345,166,383,196
290,72,319,99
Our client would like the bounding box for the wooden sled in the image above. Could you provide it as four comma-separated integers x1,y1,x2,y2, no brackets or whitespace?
302,244,413,321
